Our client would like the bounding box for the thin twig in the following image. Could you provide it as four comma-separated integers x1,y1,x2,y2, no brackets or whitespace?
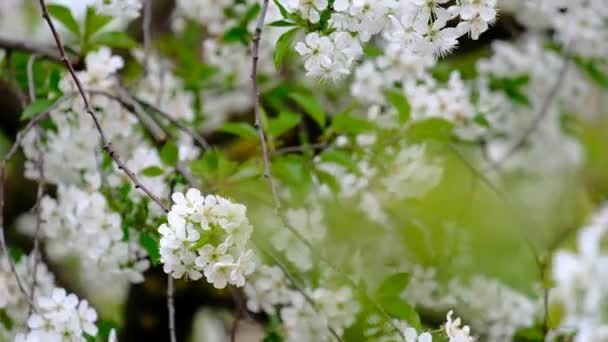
272,143,328,155
251,0,281,209
0,164,35,308
26,55,46,314
134,96,211,151
37,0,169,213
492,56,570,167
167,275,177,342
116,88,168,143
0,37,74,64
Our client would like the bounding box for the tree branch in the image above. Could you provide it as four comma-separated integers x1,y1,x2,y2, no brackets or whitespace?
134,96,211,151
0,37,78,64
37,0,169,213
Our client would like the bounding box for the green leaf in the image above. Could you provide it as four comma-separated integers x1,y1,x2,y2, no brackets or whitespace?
96,320,121,340
473,113,490,128
84,6,113,50
274,28,299,70
377,297,421,330
222,26,250,43
139,232,161,266
376,272,411,298
319,150,359,173
514,325,544,342
21,99,55,120
408,118,454,142
160,141,179,167
330,111,372,134
574,57,608,89
140,166,164,177
268,20,297,27
92,31,138,49
289,92,326,128
0,309,14,330
269,111,301,137
272,155,310,188
47,4,81,37
385,89,411,123
9,247,24,263
273,0,291,19
219,122,258,139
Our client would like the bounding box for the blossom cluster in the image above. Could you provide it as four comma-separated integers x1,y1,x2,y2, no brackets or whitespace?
158,189,256,288
0,254,54,340
287,0,497,81
15,288,98,342
36,185,150,284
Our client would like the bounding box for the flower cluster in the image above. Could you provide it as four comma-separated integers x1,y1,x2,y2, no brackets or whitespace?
37,185,150,284
15,288,98,342
158,189,256,288
285,0,497,81
0,254,54,340
280,286,359,341
445,310,475,342
550,203,608,341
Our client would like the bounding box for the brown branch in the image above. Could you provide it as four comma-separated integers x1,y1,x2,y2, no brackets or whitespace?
0,37,79,64
272,143,328,155
134,96,211,151
37,0,169,213
167,275,177,342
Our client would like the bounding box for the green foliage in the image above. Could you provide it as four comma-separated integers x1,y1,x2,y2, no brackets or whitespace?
385,89,411,123
91,31,138,49
407,118,455,142
329,110,373,135
289,92,326,128
269,111,301,138
21,98,56,120
160,141,179,167
489,74,531,106
374,273,421,330
274,28,300,70
219,122,258,139
47,4,81,37
139,232,161,266
140,166,165,177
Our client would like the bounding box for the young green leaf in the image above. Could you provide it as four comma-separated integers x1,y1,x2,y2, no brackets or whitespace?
274,28,299,70
160,141,179,167
289,92,326,128
273,0,291,19
219,122,258,139
139,232,161,266
385,89,411,123
21,99,56,121
269,111,302,137
47,4,81,37
330,111,372,134
92,31,138,49
268,20,297,27
408,118,455,142
140,166,165,177
375,272,411,299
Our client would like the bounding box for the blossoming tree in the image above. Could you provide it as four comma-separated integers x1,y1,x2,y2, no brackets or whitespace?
1,0,608,341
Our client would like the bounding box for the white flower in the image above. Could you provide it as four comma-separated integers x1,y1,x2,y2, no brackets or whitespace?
445,311,474,342
19,287,98,342
285,0,328,23
159,189,256,288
